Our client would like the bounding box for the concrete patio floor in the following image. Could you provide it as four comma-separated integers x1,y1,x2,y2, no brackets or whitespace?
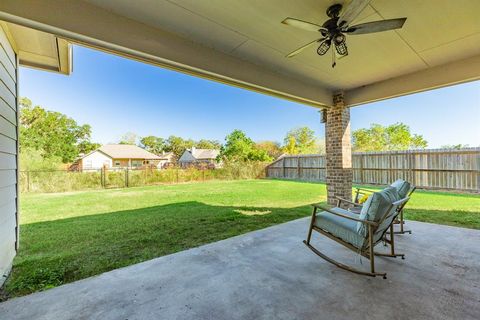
1,218,479,320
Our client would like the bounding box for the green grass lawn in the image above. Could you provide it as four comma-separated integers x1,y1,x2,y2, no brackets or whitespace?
2,179,479,299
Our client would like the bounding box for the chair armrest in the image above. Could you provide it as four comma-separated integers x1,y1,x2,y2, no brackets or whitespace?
355,187,377,194
335,196,363,207
311,204,377,226
353,187,376,203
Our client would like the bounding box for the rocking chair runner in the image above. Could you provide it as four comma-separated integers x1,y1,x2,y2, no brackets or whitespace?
304,187,409,279
353,179,416,235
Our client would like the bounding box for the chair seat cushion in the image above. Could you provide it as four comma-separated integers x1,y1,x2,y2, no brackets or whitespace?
348,206,362,214
314,208,366,248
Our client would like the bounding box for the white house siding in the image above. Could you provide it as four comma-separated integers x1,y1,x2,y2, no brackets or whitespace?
81,151,112,170
0,26,18,286
157,159,169,168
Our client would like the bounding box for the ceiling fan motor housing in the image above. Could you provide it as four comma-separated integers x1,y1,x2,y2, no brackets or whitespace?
326,4,343,18
322,4,344,39
321,18,339,36
283,1,407,67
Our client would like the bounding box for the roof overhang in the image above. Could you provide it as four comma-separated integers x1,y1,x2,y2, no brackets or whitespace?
0,0,478,107
1,21,72,75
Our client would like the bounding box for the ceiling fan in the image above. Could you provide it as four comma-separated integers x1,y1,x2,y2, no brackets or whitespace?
282,0,407,67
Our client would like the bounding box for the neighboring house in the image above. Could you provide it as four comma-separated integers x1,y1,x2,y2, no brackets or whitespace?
74,144,164,170
178,147,220,168
157,152,175,169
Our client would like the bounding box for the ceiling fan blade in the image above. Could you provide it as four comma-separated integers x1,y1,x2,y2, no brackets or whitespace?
282,18,327,32
286,38,324,58
338,0,371,28
345,18,407,35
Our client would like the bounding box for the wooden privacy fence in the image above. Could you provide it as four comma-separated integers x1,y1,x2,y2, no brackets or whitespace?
266,148,480,192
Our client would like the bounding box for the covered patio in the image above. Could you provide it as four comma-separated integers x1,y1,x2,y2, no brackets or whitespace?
0,0,479,319
1,219,479,319
1,0,478,206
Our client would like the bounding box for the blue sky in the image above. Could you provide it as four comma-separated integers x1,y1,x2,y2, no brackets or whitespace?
20,45,480,148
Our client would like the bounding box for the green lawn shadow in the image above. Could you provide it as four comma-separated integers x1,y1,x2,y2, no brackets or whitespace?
3,201,315,299
4,191,478,300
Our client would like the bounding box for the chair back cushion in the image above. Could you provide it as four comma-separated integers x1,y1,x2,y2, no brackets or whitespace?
356,186,400,236
390,179,411,198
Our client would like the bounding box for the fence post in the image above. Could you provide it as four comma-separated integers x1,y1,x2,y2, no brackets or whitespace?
282,158,286,178
176,168,179,183
359,154,364,185
202,169,205,182
27,170,30,192
389,153,393,183
297,156,301,179
125,168,129,188
410,152,416,187
102,167,106,188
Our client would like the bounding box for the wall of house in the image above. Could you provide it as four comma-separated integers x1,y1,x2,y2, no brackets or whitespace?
111,159,130,168
110,159,159,169
157,159,171,169
81,151,112,170
0,26,18,286
178,151,195,163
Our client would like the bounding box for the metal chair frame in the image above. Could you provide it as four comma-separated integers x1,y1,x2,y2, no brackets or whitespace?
353,185,416,235
303,197,409,279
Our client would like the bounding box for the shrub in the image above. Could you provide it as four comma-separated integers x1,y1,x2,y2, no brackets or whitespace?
20,161,270,193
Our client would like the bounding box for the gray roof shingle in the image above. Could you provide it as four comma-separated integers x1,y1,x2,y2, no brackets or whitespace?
191,148,220,160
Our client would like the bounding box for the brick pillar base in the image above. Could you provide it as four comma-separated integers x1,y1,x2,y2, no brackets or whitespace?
325,92,352,207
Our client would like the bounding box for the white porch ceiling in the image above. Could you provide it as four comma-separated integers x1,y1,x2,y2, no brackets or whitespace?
0,0,478,107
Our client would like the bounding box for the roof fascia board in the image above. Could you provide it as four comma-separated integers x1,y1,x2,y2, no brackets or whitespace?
0,0,332,108
80,149,112,160
345,55,480,107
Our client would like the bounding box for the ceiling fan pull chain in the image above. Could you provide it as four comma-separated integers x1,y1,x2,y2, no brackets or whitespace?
331,47,336,68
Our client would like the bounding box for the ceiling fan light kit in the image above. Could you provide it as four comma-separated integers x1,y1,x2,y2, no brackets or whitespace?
282,0,407,68
317,39,331,56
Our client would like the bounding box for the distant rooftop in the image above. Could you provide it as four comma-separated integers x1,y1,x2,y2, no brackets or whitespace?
158,152,175,159
97,144,161,160
190,148,220,160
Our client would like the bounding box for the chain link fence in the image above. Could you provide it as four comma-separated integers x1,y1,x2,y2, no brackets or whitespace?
19,162,268,193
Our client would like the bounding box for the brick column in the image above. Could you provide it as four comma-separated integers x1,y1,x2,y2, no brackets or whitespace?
325,92,352,207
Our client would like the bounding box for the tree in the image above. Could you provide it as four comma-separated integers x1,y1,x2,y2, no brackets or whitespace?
119,132,138,145
196,139,221,150
19,98,99,163
78,141,101,155
20,147,63,171
140,136,165,154
255,141,283,159
283,127,319,155
219,130,272,162
440,144,470,149
353,123,428,152
164,135,195,159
